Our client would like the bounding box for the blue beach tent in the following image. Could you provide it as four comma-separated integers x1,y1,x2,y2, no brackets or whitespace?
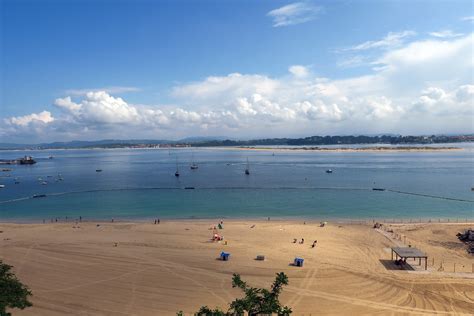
294,257,304,267
220,251,230,261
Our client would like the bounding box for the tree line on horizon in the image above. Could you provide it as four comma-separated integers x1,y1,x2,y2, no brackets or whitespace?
192,134,472,147
1,134,472,150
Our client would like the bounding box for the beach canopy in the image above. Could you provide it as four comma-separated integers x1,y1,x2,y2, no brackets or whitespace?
391,247,428,270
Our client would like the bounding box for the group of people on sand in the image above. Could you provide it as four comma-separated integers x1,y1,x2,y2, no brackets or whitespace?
154,219,160,224
293,238,318,248
395,258,407,268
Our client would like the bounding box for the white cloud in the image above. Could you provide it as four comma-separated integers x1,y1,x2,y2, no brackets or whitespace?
5,111,55,127
267,2,322,27
429,30,464,38
336,55,367,68
461,16,474,22
54,91,141,124
289,65,309,77
347,31,416,51
1,32,473,141
172,73,279,102
411,85,473,116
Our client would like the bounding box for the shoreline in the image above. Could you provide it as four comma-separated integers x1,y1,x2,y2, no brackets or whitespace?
2,217,473,225
0,144,469,152
234,146,463,152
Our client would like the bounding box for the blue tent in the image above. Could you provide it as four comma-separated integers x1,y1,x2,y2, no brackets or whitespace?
294,257,304,267
220,251,230,261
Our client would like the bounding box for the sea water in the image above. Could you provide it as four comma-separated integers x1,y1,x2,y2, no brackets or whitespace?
0,144,473,221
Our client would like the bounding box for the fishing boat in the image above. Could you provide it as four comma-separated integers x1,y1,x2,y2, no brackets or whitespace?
0,184,5,188
326,169,333,173
96,169,102,172
372,188,385,191
245,158,250,175
190,153,198,170
33,194,47,198
175,157,180,177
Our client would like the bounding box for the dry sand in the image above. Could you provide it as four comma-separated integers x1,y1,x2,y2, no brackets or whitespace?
1,220,473,315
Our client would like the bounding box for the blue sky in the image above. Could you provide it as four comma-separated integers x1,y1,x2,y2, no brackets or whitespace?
1,0,473,142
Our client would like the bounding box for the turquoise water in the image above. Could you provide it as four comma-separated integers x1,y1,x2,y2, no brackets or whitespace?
0,145,473,221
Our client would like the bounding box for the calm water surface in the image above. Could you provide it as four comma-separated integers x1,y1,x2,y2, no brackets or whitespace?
0,144,473,221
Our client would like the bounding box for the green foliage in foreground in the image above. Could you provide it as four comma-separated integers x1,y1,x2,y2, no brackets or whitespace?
179,272,292,316
0,261,33,316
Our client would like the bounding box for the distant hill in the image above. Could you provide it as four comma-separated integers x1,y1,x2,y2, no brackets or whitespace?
0,134,472,150
0,139,168,150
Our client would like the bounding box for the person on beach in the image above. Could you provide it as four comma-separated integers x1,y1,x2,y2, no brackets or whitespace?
312,240,317,248
300,238,304,244
154,219,157,224
293,238,297,243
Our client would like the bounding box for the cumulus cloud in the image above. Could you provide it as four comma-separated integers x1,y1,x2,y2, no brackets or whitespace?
267,2,322,27
1,32,473,141
411,85,473,116
5,111,55,127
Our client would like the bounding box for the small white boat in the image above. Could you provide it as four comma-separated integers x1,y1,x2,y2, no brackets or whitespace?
326,169,333,174
0,184,5,188
41,181,48,185
190,153,198,170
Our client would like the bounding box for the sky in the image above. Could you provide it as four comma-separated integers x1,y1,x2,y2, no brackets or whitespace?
1,0,473,142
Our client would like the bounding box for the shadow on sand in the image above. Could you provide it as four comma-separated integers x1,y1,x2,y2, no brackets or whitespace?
379,259,415,271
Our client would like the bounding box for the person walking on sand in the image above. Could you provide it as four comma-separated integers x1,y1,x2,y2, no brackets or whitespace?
312,240,318,248
300,238,304,244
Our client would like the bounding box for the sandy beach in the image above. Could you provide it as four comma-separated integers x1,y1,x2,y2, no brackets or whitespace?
1,220,473,315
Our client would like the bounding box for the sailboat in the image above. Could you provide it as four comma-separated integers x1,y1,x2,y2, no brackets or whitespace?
190,153,198,170
245,157,250,175
175,157,180,177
